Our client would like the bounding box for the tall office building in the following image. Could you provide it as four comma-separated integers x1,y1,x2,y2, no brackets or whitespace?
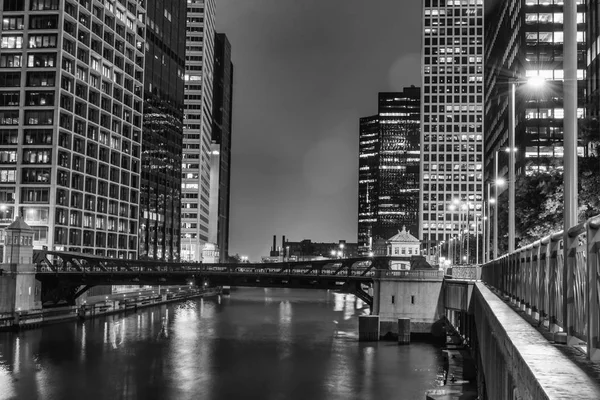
0,0,146,259
589,1,600,119
485,0,586,180
420,0,485,261
138,0,187,261
181,0,216,261
358,89,421,255
210,32,233,262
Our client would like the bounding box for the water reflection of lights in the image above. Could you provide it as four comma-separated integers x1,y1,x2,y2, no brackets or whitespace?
333,293,345,312
264,288,274,303
361,346,375,392
13,337,20,374
278,301,293,359
80,323,86,361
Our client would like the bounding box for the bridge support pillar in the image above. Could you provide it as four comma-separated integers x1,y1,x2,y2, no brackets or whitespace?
0,218,42,323
358,315,380,341
397,318,410,344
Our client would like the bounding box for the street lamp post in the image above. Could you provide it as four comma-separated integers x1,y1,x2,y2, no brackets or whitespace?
508,81,516,253
463,203,470,264
507,76,546,254
563,0,578,340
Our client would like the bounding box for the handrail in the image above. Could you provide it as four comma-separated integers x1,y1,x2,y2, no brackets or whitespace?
481,212,600,363
567,221,586,238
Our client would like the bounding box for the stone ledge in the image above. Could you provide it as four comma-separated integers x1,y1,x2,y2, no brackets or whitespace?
475,283,600,399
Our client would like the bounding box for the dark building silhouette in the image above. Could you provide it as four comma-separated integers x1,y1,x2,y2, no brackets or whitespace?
211,33,233,262
358,89,421,255
587,1,600,123
139,0,187,261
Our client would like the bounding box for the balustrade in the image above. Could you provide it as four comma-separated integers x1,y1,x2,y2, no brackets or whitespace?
481,213,600,361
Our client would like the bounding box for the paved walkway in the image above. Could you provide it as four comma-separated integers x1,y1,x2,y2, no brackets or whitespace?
85,285,196,305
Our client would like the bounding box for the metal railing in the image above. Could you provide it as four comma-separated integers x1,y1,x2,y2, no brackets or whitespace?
481,213,600,361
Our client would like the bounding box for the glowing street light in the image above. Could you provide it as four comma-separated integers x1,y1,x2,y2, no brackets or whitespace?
508,75,546,253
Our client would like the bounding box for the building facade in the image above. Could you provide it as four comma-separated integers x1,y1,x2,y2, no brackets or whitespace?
181,0,216,261
485,0,586,180
0,0,146,259
484,0,587,255
420,0,485,262
210,32,233,262
139,0,187,261
589,0,600,120
358,89,421,255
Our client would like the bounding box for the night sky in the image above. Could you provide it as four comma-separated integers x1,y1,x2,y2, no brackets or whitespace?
215,0,421,261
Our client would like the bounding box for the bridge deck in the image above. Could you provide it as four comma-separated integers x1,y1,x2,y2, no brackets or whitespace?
475,283,600,399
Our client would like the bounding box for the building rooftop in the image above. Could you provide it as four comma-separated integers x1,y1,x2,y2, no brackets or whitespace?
387,226,420,243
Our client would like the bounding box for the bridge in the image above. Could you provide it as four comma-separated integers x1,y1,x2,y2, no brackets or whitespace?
0,219,429,308
31,250,415,306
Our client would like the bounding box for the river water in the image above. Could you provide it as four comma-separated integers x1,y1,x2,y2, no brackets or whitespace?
0,288,444,400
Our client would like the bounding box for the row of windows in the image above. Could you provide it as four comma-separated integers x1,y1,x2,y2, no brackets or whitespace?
423,163,482,171
1,34,58,49
3,0,59,12
423,183,482,191
54,227,137,249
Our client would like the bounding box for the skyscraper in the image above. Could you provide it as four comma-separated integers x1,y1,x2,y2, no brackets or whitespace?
210,32,233,262
485,0,586,178
139,0,187,261
358,89,421,255
588,1,600,120
485,1,586,255
181,0,216,261
420,0,485,262
0,0,146,259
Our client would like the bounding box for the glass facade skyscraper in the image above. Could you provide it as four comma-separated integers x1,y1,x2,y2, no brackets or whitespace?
358,89,421,255
181,0,216,261
0,0,146,259
420,0,485,261
139,0,187,261
211,32,233,262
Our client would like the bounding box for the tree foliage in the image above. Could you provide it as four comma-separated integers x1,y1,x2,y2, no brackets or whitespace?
497,156,600,251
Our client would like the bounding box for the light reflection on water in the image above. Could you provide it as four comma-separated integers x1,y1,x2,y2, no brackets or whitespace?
0,288,443,400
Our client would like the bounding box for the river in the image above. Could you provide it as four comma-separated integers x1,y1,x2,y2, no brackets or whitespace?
0,288,444,400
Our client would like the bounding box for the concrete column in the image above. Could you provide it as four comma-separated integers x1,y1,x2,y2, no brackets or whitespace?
371,278,381,315
398,318,411,345
358,315,380,341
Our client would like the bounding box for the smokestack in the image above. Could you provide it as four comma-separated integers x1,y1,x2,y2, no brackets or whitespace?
272,235,276,252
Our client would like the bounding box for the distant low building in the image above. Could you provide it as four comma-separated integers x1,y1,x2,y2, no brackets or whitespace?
265,235,359,261
387,227,421,270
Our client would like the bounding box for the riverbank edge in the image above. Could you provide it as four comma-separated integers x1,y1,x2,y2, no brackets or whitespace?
424,333,478,400
0,287,222,332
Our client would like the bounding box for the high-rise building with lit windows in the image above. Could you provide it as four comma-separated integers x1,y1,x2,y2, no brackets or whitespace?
358,89,421,255
0,0,146,259
485,1,587,255
588,1,600,119
420,0,485,262
181,0,216,261
485,0,587,180
139,0,187,261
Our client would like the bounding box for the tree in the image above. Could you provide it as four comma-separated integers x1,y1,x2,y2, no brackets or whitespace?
499,156,600,250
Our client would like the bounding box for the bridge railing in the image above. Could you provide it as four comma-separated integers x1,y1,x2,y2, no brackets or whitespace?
481,213,600,361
